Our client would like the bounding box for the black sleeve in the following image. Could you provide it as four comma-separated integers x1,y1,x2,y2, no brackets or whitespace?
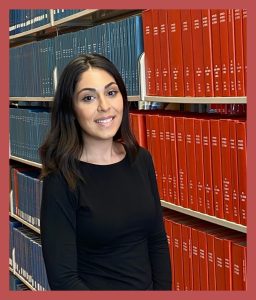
40,172,90,290
145,150,172,290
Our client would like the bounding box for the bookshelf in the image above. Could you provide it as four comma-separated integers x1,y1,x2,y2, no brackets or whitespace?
161,200,246,233
9,267,37,291
144,95,247,104
9,212,41,234
10,9,142,47
10,156,42,168
9,8,247,291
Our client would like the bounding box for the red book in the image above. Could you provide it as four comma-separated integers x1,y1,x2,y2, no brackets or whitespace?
145,113,152,153
170,219,184,290
219,10,231,97
220,119,233,221
223,234,246,290
159,9,172,96
197,226,225,290
176,116,189,208
152,10,163,95
191,227,200,290
194,118,206,213
227,9,237,96
211,9,223,96
229,120,240,224
236,121,247,225
242,9,247,95
231,240,247,290
184,117,198,211
137,113,147,149
159,115,168,201
197,229,208,290
170,115,180,205
167,10,185,96
191,9,205,96
163,115,173,203
214,231,245,290
150,114,163,199
206,228,231,290
181,224,192,290
210,119,224,219
202,119,214,216
202,9,214,97
163,216,175,284
214,236,226,290
234,9,245,96
142,10,156,95
181,9,195,96
130,112,147,148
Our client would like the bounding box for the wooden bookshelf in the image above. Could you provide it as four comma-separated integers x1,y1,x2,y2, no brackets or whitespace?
10,156,42,168
9,267,37,291
9,213,41,234
144,95,247,104
161,200,247,233
10,9,142,47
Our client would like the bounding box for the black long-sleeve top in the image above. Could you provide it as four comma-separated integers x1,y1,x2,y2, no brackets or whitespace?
40,147,172,290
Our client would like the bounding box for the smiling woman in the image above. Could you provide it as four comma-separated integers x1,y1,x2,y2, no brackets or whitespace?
73,68,124,163
39,53,172,291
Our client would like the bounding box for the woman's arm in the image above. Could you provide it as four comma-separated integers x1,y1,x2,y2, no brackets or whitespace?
145,151,172,290
40,172,90,290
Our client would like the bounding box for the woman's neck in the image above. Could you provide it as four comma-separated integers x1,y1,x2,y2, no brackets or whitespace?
81,139,125,165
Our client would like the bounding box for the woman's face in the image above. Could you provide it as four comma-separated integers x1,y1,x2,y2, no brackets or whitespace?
73,67,123,143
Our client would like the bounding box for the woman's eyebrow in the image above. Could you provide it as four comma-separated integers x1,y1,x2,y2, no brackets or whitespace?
76,82,117,95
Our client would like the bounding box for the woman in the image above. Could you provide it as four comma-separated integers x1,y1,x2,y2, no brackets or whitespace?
40,53,172,290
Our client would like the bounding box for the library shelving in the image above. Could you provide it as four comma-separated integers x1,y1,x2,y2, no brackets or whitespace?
9,8,247,291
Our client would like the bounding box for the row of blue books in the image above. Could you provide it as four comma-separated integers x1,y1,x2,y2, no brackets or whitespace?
9,272,30,290
9,10,50,36
10,107,51,163
10,166,42,229
9,219,50,291
9,10,85,36
10,14,144,97
53,9,84,21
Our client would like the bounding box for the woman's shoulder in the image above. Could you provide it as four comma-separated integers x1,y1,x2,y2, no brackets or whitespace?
43,170,68,189
137,146,152,159
134,146,152,166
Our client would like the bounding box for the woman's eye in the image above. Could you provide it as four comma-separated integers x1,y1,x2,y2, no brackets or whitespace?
82,95,95,102
108,90,118,97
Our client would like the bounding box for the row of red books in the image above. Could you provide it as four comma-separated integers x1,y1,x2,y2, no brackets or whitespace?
142,9,247,97
130,110,247,225
163,210,246,290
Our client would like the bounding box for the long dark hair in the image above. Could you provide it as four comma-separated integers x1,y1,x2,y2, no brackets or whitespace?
39,53,139,189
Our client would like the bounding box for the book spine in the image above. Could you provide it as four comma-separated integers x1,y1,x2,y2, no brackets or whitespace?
142,10,156,95
211,10,223,96
159,10,172,96
191,9,205,96
220,119,234,221
168,10,185,96
152,10,163,95
202,9,214,97
194,119,206,213
202,119,214,215
184,117,198,210
227,9,237,97
181,9,195,96
176,117,189,207
234,9,245,96
210,119,224,219
236,121,247,225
